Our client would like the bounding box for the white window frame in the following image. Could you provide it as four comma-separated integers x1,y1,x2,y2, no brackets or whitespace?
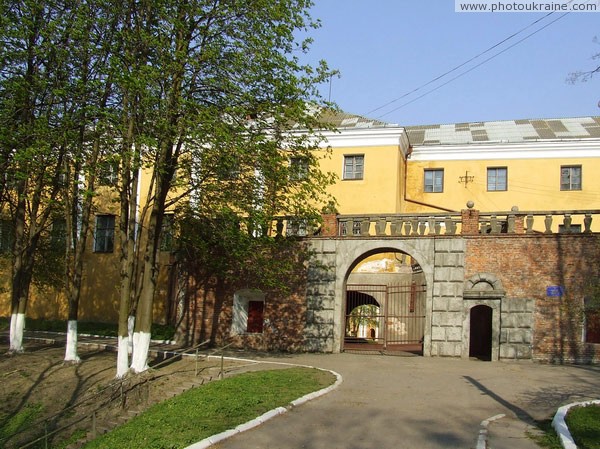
343,155,364,180
560,165,582,191
487,167,507,191
424,169,444,193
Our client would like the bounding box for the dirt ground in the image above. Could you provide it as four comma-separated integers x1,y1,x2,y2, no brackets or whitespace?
0,339,251,449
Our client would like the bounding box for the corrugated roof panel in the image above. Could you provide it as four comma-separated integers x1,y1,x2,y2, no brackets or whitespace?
547,120,568,133
407,130,426,145
406,116,600,145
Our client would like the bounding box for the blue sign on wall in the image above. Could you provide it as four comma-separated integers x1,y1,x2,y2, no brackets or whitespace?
546,286,565,297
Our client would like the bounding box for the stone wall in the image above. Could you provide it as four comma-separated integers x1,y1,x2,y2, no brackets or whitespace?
464,234,600,363
430,238,465,357
304,239,338,352
304,232,600,363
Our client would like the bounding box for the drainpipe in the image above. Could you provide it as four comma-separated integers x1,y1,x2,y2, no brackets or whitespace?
402,141,456,213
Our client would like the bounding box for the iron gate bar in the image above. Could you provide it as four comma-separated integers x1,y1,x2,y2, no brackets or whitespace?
346,283,426,353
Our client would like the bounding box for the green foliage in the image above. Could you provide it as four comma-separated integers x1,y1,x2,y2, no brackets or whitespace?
177,208,313,295
1,0,336,359
0,403,43,447
346,304,380,337
566,404,600,449
82,367,334,449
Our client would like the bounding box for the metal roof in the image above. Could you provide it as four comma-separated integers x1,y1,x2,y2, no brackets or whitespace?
406,116,600,146
316,110,397,129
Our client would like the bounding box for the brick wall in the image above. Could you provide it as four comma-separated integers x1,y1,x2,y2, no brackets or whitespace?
178,276,308,352
465,234,600,363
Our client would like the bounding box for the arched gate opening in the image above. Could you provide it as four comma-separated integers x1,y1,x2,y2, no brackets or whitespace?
343,251,426,354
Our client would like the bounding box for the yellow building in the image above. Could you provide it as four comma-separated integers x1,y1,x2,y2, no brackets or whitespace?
317,114,600,220
3,113,600,323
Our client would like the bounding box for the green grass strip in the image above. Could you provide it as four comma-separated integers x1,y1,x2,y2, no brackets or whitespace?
0,403,44,445
565,404,600,449
82,367,335,449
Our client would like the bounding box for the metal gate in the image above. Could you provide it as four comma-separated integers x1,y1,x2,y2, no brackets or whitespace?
344,283,426,354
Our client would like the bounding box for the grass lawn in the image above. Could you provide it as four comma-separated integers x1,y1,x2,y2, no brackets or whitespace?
565,404,600,449
81,367,335,449
529,405,600,449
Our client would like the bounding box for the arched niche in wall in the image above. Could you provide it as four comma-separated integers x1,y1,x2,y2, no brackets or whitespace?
462,273,505,361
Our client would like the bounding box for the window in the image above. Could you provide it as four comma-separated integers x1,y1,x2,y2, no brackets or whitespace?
94,215,115,253
98,161,119,186
290,157,309,181
487,167,507,191
50,218,67,250
424,169,444,192
0,219,14,253
247,301,264,333
561,165,582,191
231,289,265,334
584,298,600,344
286,218,308,237
343,155,364,180
160,214,174,252
217,158,240,180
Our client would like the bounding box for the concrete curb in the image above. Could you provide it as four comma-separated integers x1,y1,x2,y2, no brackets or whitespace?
476,413,505,449
184,359,343,449
552,399,600,449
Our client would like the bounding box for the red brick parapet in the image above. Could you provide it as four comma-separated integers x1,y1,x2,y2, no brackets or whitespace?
461,208,480,235
320,214,338,237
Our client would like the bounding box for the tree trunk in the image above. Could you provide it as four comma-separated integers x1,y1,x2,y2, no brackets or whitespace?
130,209,161,373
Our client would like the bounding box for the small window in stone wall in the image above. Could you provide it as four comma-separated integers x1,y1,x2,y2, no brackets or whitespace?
585,311,600,344
231,289,265,335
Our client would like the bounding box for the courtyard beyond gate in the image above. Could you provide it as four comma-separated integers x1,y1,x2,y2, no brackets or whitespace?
344,283,426,354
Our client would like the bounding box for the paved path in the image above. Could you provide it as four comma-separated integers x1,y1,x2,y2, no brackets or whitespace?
9,332,600,448
210,352,600,449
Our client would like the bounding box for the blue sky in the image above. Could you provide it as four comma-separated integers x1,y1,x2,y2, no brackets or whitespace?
301,1,599,126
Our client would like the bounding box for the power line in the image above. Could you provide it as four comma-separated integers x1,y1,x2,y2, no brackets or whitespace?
364,3,581,120
375,11,570,119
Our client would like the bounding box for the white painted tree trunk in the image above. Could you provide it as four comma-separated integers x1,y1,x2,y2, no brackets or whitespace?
130,331,150,373
64,320,80,363
128,315,135,355
116,335,130,378
9,313,25,353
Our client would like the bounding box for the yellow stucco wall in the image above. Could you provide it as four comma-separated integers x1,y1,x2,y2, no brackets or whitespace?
404,157,600,214
318,144,403,214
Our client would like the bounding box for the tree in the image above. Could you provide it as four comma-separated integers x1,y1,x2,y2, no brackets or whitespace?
347,305,380,338
568,36,600,84
1,0,335,373
107,0,335,374
0,0,77,352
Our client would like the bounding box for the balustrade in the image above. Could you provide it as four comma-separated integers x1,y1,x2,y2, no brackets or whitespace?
268,210,600,239
330,210,600,238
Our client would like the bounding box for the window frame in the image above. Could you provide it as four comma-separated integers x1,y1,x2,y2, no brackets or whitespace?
231,289,265,335
98,161,119,186
487,167,508,192
424,168,444,193
289,156,309,181
343,154,364,180
94,214,115,253
584,297,600,344
560,165,582,191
